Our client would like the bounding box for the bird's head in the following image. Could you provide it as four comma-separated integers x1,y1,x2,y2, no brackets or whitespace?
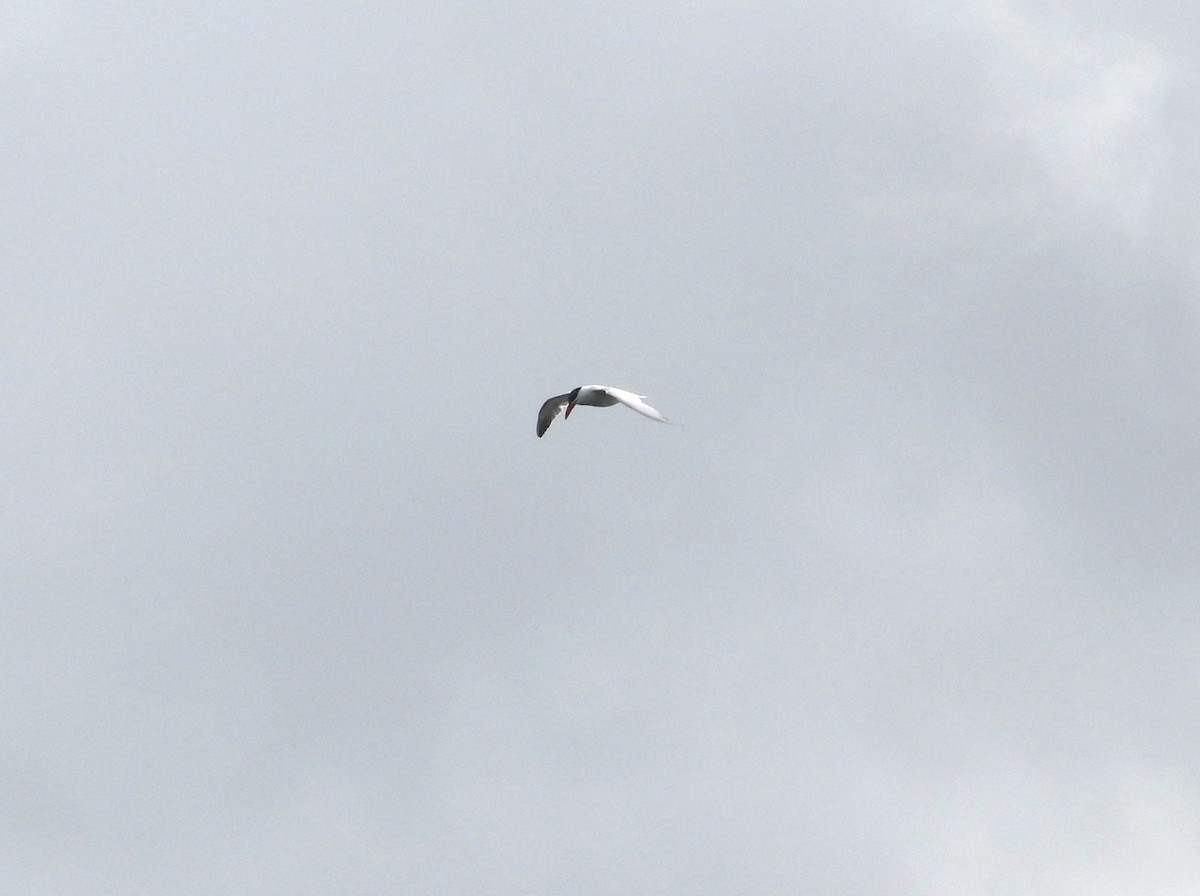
564,386,581,418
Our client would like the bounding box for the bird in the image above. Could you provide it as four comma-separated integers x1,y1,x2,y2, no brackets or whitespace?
537,385,671,437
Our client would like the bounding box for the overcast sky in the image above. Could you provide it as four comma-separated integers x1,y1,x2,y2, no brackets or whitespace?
4,2,1199,893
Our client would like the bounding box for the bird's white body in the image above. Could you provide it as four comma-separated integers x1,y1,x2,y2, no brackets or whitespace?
537,385,671,437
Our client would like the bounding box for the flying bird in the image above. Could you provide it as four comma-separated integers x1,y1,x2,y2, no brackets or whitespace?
537,385,671,437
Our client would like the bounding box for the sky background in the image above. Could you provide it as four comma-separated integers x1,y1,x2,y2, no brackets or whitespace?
4,1,1200,893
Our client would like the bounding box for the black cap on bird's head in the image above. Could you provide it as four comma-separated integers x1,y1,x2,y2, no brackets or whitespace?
564,386,582,418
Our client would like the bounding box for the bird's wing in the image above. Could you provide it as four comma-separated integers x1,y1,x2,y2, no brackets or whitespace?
537,393,572,437
602,387,672,424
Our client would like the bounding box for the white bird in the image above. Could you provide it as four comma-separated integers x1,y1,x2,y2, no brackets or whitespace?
537,385,671,437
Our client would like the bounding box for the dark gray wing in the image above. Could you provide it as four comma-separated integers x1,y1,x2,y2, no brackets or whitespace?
537,393,571,437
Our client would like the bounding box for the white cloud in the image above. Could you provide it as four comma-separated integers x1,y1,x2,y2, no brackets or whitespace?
972,1,1199,258
4,2,1199,893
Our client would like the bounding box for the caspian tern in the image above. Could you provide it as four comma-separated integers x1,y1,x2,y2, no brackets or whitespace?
537,385,671,437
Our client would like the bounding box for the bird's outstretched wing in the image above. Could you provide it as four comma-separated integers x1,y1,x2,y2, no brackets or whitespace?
602,387,672,424
537,393,572,437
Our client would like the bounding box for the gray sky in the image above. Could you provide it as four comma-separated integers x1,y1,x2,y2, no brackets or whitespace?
5,2,1199,893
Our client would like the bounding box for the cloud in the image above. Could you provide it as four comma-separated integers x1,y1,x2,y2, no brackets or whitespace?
4,2,1199,893
967,1,1200,259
